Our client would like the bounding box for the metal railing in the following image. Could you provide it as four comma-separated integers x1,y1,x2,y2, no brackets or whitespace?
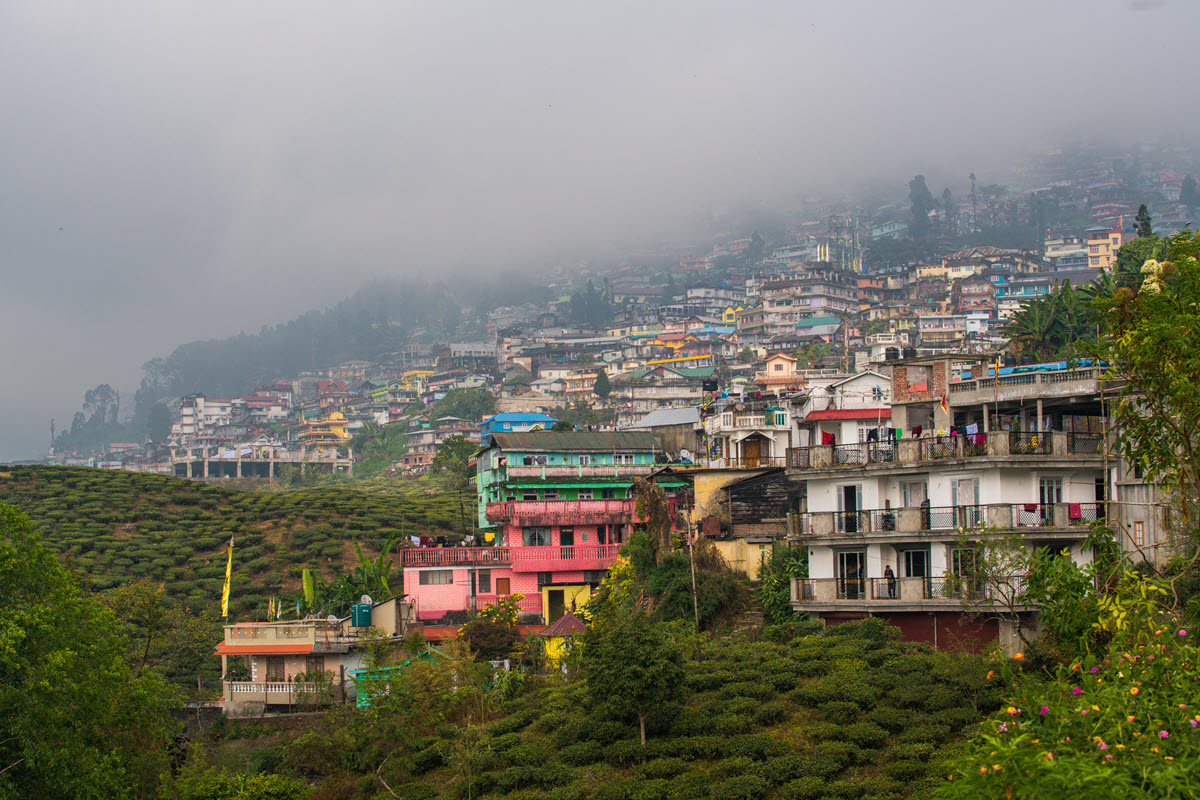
1067,433,1103,455
835,511,868,534
834,444,865,465
920,437,957,461
924,505,985,530
1012,504,1053,527
867,442,898,463
787,447,810,469
869,577,902,600
1010,432,1050,455
796,579,815,600
837,578,867,600
485,499,637,521
925,577,988,601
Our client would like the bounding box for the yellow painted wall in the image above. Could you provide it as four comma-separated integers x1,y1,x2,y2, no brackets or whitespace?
541,584,593,621
712,539,773,581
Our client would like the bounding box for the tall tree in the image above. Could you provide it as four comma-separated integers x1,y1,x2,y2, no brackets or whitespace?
432,435,480,536
592,369,611,399
908,175,935,239
1135,203,1153,238
147,402,172,443
941,187,956,236
1181,175,1199,214
583,612,685,745
0,503,178,799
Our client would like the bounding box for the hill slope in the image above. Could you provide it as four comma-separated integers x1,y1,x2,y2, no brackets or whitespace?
0,466,469,618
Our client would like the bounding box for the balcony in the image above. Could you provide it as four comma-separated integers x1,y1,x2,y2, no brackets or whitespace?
794,575,1028,608
221,620,356,651
401,543,623,573
501,463,655,479
486,498,639,525
946,367,1104,404
794,503,1105,540
786,431,1104,471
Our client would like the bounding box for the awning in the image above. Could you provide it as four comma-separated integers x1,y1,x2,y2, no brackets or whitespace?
213,643,313,656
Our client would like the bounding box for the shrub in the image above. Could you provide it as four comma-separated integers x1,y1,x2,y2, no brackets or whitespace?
722,734,786,761
666,771,710,800
718,681,774,702
896,724,951,745
709,775,768,800
811,741,859,773
883,759,926,782
636,757,689,780
411,743,444,774
818,701,860,725
560,740,604,766
753,700,788,726
780,777,826,800
507,741,552,766
710,756,755,780
655,735,721,761
867,706,911,733
605,740,644,766
758,754,808,785
842,722,888,749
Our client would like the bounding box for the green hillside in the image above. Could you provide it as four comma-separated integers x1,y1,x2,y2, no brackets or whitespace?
196,619,995,800
0,466,472,619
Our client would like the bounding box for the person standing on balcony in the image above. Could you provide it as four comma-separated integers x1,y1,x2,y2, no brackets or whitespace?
884,564,896,598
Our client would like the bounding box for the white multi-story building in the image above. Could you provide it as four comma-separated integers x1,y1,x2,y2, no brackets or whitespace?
786,355,1160,654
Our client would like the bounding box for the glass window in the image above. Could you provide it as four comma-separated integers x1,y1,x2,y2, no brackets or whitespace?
543,489,559,500
1133,521,1145,547
577,488,593,499
523,527,550,546
419,570,454,585
478,569,491,594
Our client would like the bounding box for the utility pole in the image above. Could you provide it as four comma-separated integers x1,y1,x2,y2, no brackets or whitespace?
688,519,701,635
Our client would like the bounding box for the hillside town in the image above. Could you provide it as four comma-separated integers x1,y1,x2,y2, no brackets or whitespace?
41,144,1192,663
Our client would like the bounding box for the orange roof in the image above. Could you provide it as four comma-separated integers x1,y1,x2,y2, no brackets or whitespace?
540,611,587,638
214,643,313,656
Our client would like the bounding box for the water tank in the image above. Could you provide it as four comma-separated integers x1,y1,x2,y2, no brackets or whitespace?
884,347,900,361
351,603,372,628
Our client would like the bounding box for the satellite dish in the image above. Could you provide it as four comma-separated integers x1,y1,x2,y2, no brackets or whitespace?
679,448,692,461
360,595,373,605
326,615,338,623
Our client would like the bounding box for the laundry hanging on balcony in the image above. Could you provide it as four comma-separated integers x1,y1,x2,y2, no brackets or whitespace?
822,432,836,446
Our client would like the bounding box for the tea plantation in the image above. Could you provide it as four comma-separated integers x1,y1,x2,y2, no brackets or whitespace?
0,466,467,618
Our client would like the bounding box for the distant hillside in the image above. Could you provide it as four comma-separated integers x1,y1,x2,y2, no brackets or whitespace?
0,466,471,619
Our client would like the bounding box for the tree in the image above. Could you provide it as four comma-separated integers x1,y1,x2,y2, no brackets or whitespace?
433,435,479,537
942,187,957,237
1135,203,1153,238
83,383,120,425
0,503,178,799
592,369,611,399
583,612,685,745
908,174,935,239
98,579,221,696
1093,231,1200,525
737,347,757,363
569,279,612,327
757,543,807,624
1181,174,1198,214
147,402,171,443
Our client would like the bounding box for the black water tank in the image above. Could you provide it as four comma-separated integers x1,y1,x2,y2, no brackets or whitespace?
884,347,900,361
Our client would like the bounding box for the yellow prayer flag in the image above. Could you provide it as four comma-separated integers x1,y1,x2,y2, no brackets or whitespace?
220,534,234,618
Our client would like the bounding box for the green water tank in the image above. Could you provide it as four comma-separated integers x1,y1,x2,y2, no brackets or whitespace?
351,603,372,627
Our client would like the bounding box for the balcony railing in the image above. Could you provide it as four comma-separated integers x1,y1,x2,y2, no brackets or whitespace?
717,456,788,469
792,503,1107,539
793,575,1028,605
486,498,637,523
467,593,546,613
785,430,1105,471
502,464,655,479
402,543,623,568
1010,432,1050,455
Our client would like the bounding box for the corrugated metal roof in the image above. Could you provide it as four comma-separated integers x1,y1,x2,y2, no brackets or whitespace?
489,430,660,453
539,611,587,638
626,407,699,429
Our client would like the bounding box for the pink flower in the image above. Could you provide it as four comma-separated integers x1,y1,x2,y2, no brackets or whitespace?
1181,705,1188,710
1128,716,1136,722
1040,707,1049,714
1105,755,1113,761
1191,720,1198,728
1098,742,1108,750
1073,687,1083,695
998,724,1008,732
1160,731,1170,739
1180,630,1188,636
1090,667,1100,673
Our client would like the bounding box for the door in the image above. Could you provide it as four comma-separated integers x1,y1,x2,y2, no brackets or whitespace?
559,527,575,559
953,478,980,526
903,549,928,578
1040,478,1062,524
742,437,762,467
837,551,865,599
547,589,565,623
495,577,511,596
839,485,862,533
903,481,927,507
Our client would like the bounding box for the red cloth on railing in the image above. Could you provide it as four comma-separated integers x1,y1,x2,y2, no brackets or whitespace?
1023,503,1038,512
822,432,836,445
1069,503,1082,519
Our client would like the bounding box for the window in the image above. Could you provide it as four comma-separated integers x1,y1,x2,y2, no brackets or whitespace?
615,453,635,464
578,455,591,465
305,655,325,676
774,363,784,372
577,488,593,500
584,570,608,584
523,527,550,546
952,478,980,507
1039,478,1063,506
602,488,617,499
265,656,286,682
471,569,492,594
537,572,553,588
950,548,977,576
1133,521,1145,547
543,489,559,500
419,570,454,585
523,490,539,501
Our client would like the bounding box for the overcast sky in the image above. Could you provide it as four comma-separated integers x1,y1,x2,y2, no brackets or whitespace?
1,0,1195,461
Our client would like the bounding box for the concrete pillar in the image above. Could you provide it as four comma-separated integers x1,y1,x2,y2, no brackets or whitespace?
1036,399,1043,432
203,458,209,479
982,403,989,433
236,455,242,478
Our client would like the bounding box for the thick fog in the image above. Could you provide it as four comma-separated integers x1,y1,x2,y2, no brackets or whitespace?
1,0,1195,460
